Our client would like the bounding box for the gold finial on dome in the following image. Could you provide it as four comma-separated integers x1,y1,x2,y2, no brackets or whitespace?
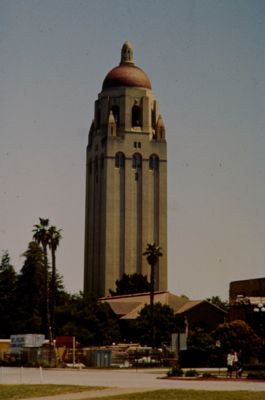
120,41,134,64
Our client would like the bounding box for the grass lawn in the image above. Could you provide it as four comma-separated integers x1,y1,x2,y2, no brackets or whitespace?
1,386,265,400
87,389,265,400
0,384,103,400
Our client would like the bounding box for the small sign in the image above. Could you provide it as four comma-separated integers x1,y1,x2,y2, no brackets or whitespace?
10,334,45,348
171,333,187,352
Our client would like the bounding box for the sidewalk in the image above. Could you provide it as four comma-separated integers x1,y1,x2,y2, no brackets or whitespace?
2,367,265,396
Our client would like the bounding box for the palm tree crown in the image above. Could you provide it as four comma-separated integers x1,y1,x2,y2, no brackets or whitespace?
48,226,62,254
143,243,163,268
32,218,50,249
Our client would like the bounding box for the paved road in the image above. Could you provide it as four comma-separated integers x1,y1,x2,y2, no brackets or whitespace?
1,367,265,399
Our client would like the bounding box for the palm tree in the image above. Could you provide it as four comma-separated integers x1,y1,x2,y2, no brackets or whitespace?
143,243,162,347
32,218,53,344
48,225,62,337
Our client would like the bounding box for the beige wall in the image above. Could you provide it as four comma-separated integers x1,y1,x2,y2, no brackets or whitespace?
84,85,167,297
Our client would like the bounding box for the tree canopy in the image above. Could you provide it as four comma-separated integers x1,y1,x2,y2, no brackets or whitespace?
136,303,185,348
1,226,264,367
0,251,17,337
109,273,151,296
55,292,121,346
212,320,262,362
15,241,46,333
143,242,163,347
206,296,229,312
0,254,122,345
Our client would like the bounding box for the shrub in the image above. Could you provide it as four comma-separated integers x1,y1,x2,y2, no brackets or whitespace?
244,364,265,371
0,359,9,366
202,372,215,378
247,372,265,380
185,369,199,377
167,366,184,377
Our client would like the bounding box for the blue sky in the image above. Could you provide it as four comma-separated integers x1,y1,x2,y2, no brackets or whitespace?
1,0,265,299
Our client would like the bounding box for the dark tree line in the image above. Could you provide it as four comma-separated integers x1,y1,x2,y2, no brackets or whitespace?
0,218,123,346
0,236,181,348
109,273,151,296
1,231,261,363
0,244,176,347
0,245,122,346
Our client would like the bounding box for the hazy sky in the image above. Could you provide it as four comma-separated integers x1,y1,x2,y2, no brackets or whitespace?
1,0,265,300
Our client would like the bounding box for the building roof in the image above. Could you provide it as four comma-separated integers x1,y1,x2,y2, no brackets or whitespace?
100,291,228,324
108,301,143,316
120,303,146,320
100,291,198,319
176,300,203,314
102,42,152,90
102,64,152,90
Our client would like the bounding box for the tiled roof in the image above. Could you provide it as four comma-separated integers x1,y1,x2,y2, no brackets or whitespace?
176,300,203,314
100,291,191,319
100,292,227,320
108,301,143,316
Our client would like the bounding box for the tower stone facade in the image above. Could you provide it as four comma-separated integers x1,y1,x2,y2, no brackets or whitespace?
84,42,167,297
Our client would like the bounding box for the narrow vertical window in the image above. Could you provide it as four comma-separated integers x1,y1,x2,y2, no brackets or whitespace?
149,154,159,170
115,152,125,168
111,106,120,127
152,108,156,129
132,153,142,169
132,105,141,127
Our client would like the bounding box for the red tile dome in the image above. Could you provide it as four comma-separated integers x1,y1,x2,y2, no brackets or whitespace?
102,41,152,90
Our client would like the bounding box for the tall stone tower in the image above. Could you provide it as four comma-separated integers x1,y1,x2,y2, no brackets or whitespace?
84,42,167,298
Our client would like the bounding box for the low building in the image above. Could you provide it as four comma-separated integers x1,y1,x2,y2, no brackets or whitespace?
230,277,265,304
99,291,227,333
229,278,265,337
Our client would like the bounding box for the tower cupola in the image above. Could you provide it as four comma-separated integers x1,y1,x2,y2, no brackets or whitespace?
102,42,152,90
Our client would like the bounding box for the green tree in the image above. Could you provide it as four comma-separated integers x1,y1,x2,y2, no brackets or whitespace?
188,326,214,349
136,303,184,347
186,326,215,367
47,225,62,337
212,320,262,363
56,292,121,346
143,243,162,347
32,218,52,343
109,273,151,296
206,296,229,312
0,251,17,337
15,242,46,333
